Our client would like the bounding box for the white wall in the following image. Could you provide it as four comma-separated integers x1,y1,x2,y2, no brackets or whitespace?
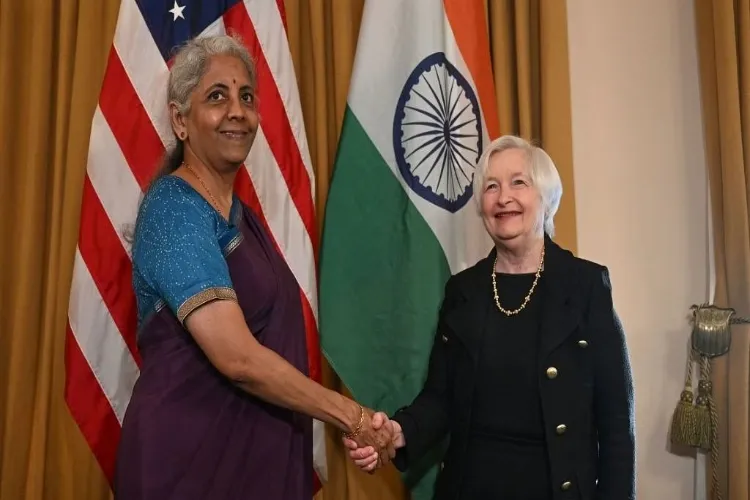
566,1,709,498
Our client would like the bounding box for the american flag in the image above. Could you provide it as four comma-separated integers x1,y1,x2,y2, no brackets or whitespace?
63,0,326,492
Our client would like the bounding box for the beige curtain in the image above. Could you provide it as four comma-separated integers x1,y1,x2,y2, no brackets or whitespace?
695,0,750,499
0,1,575,499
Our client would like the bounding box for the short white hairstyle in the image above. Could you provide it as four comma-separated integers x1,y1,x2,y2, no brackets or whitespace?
472,135,563,236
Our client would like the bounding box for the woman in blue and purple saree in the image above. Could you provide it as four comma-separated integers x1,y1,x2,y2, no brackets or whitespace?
113,35,395,500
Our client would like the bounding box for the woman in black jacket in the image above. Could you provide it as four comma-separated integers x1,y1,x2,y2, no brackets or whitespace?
345,135,636,500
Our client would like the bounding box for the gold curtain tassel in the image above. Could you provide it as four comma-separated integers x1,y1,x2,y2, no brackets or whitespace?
670,347,701,448
670,388,699,447
694,378,713,451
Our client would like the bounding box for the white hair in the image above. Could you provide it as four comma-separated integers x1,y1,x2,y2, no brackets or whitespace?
472,135,563,236
168,34,256,117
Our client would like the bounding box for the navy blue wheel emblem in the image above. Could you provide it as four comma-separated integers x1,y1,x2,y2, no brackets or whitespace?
393,52,483,213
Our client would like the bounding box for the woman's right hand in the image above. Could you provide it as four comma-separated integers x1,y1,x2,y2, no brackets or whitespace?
343,412,404,472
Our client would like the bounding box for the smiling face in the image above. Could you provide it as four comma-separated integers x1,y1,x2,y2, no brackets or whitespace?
170,54,259,171
480,148,544,245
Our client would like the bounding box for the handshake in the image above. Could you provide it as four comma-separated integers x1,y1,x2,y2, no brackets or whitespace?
342,410,406,472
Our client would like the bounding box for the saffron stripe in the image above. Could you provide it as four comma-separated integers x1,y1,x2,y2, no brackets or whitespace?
442,0,500,138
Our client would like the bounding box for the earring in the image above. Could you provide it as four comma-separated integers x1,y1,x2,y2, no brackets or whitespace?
179,132,186,140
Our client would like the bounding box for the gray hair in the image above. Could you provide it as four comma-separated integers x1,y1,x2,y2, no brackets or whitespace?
168,34,257,117
472,135,563,236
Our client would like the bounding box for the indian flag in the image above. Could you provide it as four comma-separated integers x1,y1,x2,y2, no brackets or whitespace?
319,0,499,496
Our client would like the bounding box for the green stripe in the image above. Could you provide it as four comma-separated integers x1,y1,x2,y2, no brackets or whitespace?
320,106,450,497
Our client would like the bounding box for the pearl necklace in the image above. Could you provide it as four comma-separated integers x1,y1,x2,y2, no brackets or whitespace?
491,245,544,316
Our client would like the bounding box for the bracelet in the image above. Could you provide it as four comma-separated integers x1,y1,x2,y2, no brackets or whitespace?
344,404,365,439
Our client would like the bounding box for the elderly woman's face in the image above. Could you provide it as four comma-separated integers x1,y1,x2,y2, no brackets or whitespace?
480,148,543,243
182,54,259,169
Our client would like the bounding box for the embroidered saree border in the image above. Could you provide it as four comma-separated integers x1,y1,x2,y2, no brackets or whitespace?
176,287,238,323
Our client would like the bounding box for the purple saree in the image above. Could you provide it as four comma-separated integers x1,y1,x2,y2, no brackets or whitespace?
114,176,312,499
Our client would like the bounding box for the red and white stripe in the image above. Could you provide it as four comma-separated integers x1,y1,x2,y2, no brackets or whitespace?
64,0,327,490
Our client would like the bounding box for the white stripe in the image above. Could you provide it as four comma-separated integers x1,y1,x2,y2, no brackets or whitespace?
242,0,316,191
442,11,493,147
68,249,140,423
87,106,143,255
245,128,318,319
113,0,172,146
312,418,327,480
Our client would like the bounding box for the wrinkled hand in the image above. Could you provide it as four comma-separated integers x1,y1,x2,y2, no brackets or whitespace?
351,409,395,468
343,411,405,473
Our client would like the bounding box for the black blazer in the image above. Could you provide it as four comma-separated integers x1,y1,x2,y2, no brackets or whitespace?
391,236,636,500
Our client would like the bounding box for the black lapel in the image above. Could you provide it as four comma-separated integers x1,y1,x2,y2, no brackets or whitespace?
441,252,495,363
537,234,584,362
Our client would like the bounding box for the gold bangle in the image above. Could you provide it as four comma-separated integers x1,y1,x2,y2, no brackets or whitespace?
344,405,364,439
